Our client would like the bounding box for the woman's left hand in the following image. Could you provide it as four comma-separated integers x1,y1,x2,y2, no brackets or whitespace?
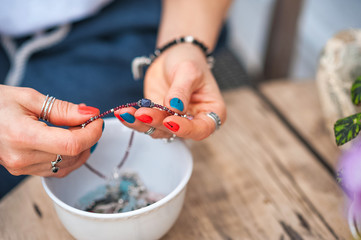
114,43,226,141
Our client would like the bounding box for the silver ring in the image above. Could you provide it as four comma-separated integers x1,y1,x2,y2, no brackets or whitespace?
144,127,156,135
206,112,221,131
39,95,49,119
51,154,62,173
39,95,56,122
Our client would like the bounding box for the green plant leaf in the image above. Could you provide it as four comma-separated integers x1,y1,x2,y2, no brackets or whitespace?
351,75,361,105
334,112,361,146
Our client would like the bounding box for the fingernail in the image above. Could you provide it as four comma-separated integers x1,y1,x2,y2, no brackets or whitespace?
136,114,153,124
170,98,184,112
115,114,124,122
78,105,99,115
102,121,105,132
119,113,135,124
164,121,180,132
90,142,98,154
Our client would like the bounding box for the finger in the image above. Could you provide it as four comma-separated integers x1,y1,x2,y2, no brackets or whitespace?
52,154,83,169
114,107,173,138
134,107,170,130
114,107,150,133
1,149,54,172
24,118,103,156
53,150,91,178
134,108,177,138
146,128,174,139
162,111,224,141
5,153,80,176
165,61,202,113
18,88,99,126
30,150,90,177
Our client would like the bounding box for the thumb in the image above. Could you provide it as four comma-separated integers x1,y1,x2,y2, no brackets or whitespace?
165,61,202,113
49,101,100,126
21,89,99,126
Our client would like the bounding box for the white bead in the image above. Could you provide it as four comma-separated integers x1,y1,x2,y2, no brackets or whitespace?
184,36,194,43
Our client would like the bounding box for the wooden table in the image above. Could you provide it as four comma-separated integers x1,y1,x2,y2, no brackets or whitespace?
0,81,351,239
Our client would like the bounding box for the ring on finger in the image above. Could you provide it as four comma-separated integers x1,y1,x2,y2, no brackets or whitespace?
51,154,62,173
144,127,156,135
206,112,221,132
39,94,56,122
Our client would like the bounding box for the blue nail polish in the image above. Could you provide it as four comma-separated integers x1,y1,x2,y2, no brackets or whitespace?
170,98,184,111
119,113,135,123
90,142,98,154
91,122,103,154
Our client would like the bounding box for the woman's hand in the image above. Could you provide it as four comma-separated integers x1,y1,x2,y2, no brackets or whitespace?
0,85,103,177
114,43,226,140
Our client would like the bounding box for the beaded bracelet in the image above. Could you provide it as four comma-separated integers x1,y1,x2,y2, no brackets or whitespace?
81,98,190,128
132,36,214,80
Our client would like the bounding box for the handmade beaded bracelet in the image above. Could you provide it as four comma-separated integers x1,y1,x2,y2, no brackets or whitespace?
81,98,189,128
152,36,214,65
132,35,214,80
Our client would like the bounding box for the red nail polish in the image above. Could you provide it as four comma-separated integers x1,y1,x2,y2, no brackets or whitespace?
78,105,99,115
136,114,153,124
164,121,179,132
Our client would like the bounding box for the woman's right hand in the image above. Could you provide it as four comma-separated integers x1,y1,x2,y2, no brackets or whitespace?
0,85,103,177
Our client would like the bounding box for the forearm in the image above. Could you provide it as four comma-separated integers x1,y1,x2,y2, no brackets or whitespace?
157,0,232,50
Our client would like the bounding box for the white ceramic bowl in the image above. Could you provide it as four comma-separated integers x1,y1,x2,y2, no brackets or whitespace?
42,118,193,240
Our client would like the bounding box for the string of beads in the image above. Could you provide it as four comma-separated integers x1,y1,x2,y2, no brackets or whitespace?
82,98,188,128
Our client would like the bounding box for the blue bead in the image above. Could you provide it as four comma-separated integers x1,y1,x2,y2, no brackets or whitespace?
140,98,152,108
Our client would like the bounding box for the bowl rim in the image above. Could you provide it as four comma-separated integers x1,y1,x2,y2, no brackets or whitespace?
41,122,193,219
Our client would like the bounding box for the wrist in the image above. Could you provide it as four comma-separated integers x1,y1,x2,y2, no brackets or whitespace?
132,36,214,80
154,36,213,62
160,43,208,67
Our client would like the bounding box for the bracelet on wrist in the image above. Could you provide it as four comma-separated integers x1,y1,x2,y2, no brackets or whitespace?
131,36,214,80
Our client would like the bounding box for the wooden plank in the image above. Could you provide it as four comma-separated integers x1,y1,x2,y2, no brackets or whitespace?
0,177,73,240
0,87,350,239
164,88,350,239
260,80,340,168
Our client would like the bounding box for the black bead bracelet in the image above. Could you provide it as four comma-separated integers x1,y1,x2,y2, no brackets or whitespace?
132,36,214,80
152,36,213,63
